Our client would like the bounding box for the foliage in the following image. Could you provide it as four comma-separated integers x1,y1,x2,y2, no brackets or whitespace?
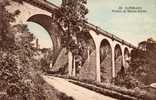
114,38,156,90
0,2,40,99
40,48,54,72
129,38,156,85
0,0,15,50
51,0,89,71
113,67,140,89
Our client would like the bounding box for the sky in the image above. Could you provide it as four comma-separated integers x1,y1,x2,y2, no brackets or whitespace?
27,22,53,49
28,0,156,48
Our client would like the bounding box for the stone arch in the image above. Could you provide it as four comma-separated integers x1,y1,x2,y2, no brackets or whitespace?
27,14,62,64
114,44,123,76
77,31,96,81
124,47,130,69
100,39,112,83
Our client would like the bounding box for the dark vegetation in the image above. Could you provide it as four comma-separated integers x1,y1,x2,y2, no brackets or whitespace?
109,38,156,99
0,0,74,100
114,38,156,88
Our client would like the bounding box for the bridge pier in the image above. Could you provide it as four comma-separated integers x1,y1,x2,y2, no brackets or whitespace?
122,47,125,67
96,44,101,82
68,51,73,76
111,46,115,78
72,56,76,76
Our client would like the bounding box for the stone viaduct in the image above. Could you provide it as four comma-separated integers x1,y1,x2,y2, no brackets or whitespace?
7,0,136,83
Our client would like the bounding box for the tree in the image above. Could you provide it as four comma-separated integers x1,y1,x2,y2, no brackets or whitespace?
52,0,88,75
0,0,16,50
114,38,156,88
0,1,45,99
131,38,156,85
57,0,88,52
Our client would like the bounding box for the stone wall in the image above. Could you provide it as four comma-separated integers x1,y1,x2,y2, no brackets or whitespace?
100,52,112,83
79,50,96,81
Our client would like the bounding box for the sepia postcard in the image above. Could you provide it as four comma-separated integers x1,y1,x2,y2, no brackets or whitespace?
0,0,156,100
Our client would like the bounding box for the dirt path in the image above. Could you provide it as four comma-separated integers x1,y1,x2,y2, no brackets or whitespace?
42,75,117,100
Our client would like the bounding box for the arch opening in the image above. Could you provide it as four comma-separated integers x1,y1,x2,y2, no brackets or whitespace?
100,39,112,83
27,14,63,67
27,22,53,49
27,14,62,52
114,44,123,76
76,32,96,81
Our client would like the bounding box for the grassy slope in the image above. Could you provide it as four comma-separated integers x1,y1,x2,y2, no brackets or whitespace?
0,70,74,100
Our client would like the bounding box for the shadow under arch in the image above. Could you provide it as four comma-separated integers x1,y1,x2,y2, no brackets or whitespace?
77,31,97,81
124,47,130,58
124,47,130,69
100,39,112,83
114,44,123,76
27,14,62,64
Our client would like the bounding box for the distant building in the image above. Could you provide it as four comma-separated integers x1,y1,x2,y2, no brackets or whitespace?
36,38,40,49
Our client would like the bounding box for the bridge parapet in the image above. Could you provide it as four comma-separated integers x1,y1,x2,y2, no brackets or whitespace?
86,22,136,49
20,0,59,12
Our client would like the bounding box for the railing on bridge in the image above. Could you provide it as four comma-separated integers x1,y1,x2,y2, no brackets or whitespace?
22,0,59,12
86,22,136,48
